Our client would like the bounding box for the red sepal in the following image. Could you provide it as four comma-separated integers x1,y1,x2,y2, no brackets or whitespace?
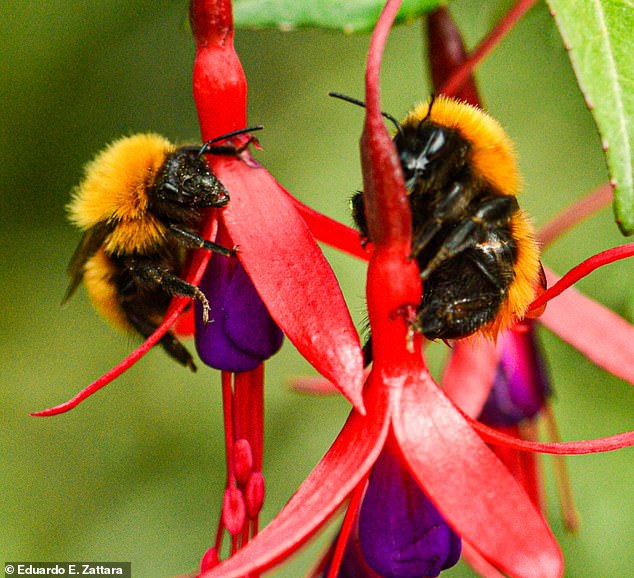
392,368,564,578
441,339,498,417
290,195,371,261
460,541,507,578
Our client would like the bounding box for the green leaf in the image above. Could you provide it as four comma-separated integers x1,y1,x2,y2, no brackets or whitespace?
547,0,634,235
233,0,444,33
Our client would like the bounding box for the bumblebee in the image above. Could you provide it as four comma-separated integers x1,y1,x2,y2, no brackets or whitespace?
333,93,542,341
64,128,260,371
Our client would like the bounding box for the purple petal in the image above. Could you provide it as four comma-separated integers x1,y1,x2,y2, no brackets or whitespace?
195,256,283,372
479,323,551,426
359,447,461,578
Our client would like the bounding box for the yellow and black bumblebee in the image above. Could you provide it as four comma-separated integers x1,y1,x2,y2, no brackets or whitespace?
64,127,260,371
332,93,542,342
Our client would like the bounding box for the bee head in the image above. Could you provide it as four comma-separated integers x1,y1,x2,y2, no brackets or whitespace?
153,150,230,209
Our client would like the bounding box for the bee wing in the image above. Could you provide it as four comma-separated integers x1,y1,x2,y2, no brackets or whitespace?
63,223,111,305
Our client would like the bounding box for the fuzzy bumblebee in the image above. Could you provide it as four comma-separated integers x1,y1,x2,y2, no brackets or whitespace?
64,129,258,370
336,93,542,342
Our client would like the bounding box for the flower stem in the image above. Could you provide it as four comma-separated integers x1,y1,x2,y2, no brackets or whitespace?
438,0,538,97
538,183,613,248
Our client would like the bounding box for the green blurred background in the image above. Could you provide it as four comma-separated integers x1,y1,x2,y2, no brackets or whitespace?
1,0,632,576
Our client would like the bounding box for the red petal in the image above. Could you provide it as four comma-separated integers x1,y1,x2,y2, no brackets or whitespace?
198,373,391,578
212,159,364,411
540,266,634,385
441,340,498,417
392,369,563,578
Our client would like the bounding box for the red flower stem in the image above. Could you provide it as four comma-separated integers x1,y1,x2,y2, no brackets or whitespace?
250,518,259,540
530,243,634,311
249,364,264,472
233,371,250,442
214,510,225,553
538,183,614,247
191,0,247,139
326,478,367,578
189,0,233,43
362,0,410,248
362,0,425,367
438,0,538,98
240,523,250,555
222,371,237,485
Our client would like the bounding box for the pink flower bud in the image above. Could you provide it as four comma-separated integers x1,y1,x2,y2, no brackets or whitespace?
245,471,265,520
222,486,246,536
234,438,254,485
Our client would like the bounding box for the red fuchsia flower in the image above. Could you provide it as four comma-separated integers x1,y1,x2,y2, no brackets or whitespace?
187,1,366,559
197,1,634,577
32,0,366,566
295,7,631,575
30,0,365,415
197,2,634,578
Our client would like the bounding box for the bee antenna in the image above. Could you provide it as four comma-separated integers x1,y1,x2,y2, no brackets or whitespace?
328,91,405,140
422,94,436,123
198,125,264,157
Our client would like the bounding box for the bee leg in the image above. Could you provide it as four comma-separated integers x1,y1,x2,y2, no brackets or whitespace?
169,224,238,257
125,309,197,371
132,263,211,324
411,182,465,257
420,218,478,280
411,220,442,257
420,195,518,280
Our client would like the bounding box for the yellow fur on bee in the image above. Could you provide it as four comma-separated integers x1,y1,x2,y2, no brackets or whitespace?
485,210,541,337
68,133,173,255
404,96,521,197
82,248,133,333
